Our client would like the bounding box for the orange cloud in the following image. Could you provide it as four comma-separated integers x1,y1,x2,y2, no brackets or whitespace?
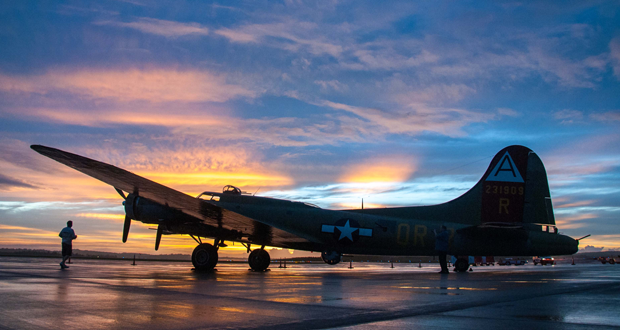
554,200,595,208
1,139,295,203
555,213,597,229
339,156,416,183
334,202,385,209
580,235,620,250
16,107,225,127
142,171,293,189
75,213,125,221
0,69,256,103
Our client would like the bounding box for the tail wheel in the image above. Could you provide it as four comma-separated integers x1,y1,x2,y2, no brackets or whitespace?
192,243,218,271
454,259,469,272
248,249,270,271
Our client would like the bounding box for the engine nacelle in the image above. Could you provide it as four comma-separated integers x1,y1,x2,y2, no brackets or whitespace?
321,250,342,265
124,194,194,224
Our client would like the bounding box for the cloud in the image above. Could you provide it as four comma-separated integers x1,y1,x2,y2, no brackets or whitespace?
497,108,520,117
341,48,439,71
322,100,492,137
0,69,256,103
214,28,258,43
580,235,620,251
554,213,596,229
94,18,209,38
392,84,476,105
0,139,58,173
591,111,620,122
75,213,125,222
314,80,348,92
339,155,416,183
67,143,295,191
10,107,226,127
554,200,595,209
580,245,604,252
610,37,620,78
553,109,584,123
0,173,37,190
215,21,344,57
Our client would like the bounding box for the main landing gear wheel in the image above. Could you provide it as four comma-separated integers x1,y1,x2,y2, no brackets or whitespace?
321,250,342,265
454,258,469,272
248,249,270,272
192,243,218,271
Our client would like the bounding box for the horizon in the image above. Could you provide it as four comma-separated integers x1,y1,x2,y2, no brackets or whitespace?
1,1,619,256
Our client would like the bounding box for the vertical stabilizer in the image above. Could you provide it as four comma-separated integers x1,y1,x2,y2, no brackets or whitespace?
480,145,554,226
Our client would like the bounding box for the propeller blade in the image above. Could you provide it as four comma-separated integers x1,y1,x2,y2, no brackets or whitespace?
155,225,163,251
115,187,126,200
122,215,131,243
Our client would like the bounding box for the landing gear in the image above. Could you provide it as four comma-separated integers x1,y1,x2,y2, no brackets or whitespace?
454,258,469,272
192,243,218,271
321,250,342,265
248,249,270,271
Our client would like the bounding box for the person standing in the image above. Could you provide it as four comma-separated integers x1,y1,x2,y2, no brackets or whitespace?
434,225,450,274
59,220,77,269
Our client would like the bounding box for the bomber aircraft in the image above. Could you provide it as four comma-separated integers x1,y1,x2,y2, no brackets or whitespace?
31,145,582,272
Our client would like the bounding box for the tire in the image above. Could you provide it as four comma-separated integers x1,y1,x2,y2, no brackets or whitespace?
192,243,218,271
321,250,342,265
454,259,469,272
248,249,270,271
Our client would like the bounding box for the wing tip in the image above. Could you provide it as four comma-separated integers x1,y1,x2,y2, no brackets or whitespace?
31,145,58,155
30,144,46,152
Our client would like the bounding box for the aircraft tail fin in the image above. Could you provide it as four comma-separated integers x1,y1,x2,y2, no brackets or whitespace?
477,145,555,226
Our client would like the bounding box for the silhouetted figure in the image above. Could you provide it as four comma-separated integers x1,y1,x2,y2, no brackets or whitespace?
59,220,77,269
434,225,449,274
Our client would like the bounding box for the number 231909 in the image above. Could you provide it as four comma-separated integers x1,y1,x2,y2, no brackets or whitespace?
485,185,523,195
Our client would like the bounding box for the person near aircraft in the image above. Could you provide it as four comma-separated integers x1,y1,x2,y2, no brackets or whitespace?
59,220,77,269
434,225,450,274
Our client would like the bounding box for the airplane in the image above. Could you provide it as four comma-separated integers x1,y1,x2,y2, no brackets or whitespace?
31,145,582,272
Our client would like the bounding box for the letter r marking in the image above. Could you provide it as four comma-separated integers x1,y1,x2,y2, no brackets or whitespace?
499,198,510,214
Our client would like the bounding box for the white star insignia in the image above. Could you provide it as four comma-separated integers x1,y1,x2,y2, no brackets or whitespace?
335,220,358,241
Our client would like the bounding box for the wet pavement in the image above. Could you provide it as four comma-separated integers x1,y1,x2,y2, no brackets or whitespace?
1,257,619,329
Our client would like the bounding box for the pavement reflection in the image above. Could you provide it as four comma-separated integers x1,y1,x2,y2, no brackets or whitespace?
0,258,619,329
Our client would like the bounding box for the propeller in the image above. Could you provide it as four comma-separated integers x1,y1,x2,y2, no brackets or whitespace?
115,187,132,243
122,215,131,243
155,225,163,251
115,187,163,250
115,187,126,200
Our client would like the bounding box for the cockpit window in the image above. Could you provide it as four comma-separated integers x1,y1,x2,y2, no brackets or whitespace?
223,185,242,195
303,202,320,208
197,192,220,201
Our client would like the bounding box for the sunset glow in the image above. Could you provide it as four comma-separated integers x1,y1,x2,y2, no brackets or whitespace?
1,1,619,255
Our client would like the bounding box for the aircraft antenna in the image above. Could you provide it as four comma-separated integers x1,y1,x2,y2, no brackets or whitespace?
253,187,261,196
362,198,364,209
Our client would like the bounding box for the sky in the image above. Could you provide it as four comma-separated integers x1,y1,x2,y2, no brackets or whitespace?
0,1,619,257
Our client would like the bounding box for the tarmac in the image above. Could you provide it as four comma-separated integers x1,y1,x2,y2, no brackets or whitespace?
1,257,619,329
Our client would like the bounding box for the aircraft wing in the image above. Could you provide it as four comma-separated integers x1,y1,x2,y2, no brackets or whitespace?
31,145,310,247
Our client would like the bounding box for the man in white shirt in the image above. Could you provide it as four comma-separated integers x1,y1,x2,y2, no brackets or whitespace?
59,221,77,269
